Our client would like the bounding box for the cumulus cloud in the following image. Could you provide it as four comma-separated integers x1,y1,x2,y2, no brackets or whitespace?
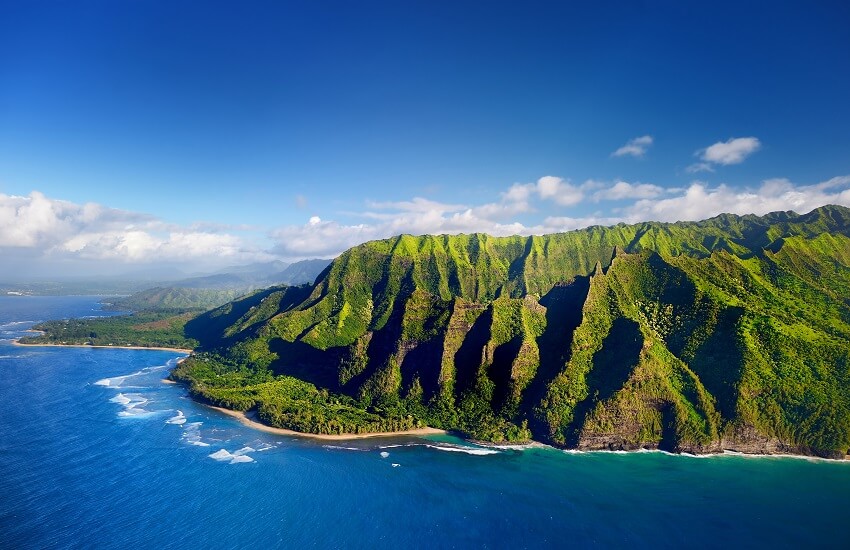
624,177,850,223
506,176,584,207
702,137,761,165
0,191,269,272
270,195,534,258
685,162,715,174
592,180,664,201
7,172,850,275
612,135,653,158
688,137,761,172
269,174,850,258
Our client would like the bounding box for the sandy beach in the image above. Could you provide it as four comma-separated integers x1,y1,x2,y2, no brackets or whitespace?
13,340,192,354
208,405,446,441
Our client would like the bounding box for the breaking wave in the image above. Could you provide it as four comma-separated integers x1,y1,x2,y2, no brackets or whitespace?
209,447,256,464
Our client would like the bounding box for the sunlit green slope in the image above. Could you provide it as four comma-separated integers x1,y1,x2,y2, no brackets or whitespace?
173,205,850,457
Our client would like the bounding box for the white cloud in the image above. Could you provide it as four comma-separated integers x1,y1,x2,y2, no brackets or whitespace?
612,135,653,158
624,176,850,223
535,176,583,206
364,197,466,217
270,194,536,258
270,174,850,258
698,137,761,166
0,191,269,271
503,183,534,203
685,162,715,174
7,171,850,275
593,181,664,201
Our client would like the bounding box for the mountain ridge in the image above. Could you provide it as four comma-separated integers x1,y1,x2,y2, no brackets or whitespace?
173,205,850,458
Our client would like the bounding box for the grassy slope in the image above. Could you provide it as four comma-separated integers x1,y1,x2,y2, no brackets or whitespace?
177,205,850,456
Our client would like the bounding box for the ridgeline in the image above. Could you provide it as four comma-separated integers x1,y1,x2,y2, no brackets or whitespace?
171,205,850,458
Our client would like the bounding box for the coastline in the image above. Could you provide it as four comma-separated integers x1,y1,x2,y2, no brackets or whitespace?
13,339,192,354
208,405,446,441
205,403,847,459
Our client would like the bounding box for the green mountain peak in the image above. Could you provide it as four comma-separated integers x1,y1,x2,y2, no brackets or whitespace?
173,205,850,458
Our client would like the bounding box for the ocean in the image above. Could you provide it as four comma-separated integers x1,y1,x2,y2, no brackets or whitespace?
1,296,848,548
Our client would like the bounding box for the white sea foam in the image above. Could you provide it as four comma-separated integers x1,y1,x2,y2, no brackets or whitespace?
488,443,538,451
209,448,255,464
380,442,500,456
111,393,157,418
181,422,210,446
117,408,155,418
0,321,37,328
95,363,171,388
109,393,132,405
95,371,140,387
166,410,186,425
380,451,390,458
323,445,365,452
144,364,169,372
209,449,233,461
425,444,500,456
556,447,846,463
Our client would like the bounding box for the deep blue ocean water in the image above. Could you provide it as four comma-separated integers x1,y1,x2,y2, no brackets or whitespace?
1,296,849,548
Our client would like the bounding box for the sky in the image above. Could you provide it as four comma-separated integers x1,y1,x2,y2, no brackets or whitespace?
1,1,850,278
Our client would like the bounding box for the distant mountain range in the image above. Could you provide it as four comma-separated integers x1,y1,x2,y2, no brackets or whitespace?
173,205,850,458
109,259,331,311
0,259,332,300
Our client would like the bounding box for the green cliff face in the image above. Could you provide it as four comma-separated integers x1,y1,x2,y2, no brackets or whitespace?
174,205,850,457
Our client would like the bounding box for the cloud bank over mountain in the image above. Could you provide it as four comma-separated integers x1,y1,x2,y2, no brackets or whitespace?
4,173,849,278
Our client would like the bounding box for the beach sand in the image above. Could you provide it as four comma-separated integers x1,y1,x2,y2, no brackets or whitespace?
13,340,192,354
208,405,446,441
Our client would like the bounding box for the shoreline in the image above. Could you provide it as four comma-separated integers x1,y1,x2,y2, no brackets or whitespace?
13,339,192,354
206,404,847,460
208,405,446,441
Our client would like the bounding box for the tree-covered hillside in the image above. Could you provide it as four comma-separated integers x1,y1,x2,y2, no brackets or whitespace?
174,205,850,457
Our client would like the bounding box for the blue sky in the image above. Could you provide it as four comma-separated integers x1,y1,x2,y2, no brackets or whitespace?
1,1,849,277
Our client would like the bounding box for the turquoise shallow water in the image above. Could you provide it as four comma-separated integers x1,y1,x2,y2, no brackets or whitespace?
1,296,849,548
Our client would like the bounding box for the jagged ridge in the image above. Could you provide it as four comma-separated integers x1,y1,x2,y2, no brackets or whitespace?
175,205,850,457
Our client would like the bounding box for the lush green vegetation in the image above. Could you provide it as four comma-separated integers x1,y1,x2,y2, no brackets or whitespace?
109,287,244,312
174,205,850,455
20,311,200,350
170,355,423,434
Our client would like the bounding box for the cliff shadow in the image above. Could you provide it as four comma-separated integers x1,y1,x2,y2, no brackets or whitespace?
524,278,591,431
399,338,445,403
343,271,416,399
565,317,643,446
453,306,493,400
268,338,348,392
686,307,745,421
488,335,525,416
658,403,679,452
185,285,309,350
